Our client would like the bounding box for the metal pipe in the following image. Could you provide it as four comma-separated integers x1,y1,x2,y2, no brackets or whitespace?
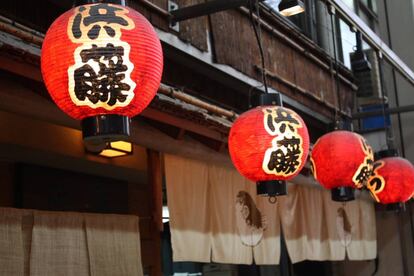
352,104,414,119
170,0,264,23
329,5,342,124
377,51,395,149
383,0,406,158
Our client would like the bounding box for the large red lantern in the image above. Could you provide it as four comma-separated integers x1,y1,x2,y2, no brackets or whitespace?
310,130,374,201
367,157,414,205
229,105,310,197
41,2,163,142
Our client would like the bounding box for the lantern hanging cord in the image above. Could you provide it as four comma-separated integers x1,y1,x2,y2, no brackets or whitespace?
248,0,269,94
328,5,342,128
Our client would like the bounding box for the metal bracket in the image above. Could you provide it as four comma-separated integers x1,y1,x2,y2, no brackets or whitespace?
168,1,180,32
169,0,265,24
352,104,414,119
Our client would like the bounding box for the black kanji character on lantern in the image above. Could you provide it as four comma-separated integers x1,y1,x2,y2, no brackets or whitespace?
72,4,129,40
73,43,131,106
368,176,383,193
265,108,301,134
267,136,302,174
354,165,372,186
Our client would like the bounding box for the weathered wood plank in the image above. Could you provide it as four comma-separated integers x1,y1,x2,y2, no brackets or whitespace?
175,0,209,51
129,0,170,31
209,9,354,117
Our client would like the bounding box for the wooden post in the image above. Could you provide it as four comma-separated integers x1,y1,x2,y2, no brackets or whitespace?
147,149,163,276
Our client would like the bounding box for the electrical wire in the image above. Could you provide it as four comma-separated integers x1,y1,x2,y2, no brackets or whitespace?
248,0,269,94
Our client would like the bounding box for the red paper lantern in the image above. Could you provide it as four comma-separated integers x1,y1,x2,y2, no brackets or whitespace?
310,130,374,201
41,3,163,139
229,106,310,195
367,157,414,204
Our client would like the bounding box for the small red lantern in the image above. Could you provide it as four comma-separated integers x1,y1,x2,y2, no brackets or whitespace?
229,105,310,197
367,157,414,205
41,2,163,141
310,130,374,201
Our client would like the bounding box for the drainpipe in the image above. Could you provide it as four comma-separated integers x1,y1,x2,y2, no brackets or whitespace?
383,0,406,158
315,1,332,54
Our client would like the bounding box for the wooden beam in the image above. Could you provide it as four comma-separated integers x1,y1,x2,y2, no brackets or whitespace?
176,128,186,140
147,149,163,276
0,54,42,82
141,107,227,142
147,150,164,232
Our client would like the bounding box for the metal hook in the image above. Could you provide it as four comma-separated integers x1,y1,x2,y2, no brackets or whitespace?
268,196,277,204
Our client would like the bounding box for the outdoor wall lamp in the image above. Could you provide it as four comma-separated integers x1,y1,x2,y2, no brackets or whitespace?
85,140,133,158
278,0,305,17
99,141,133,158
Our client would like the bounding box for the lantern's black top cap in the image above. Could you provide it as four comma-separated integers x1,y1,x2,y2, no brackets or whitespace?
257,180,287,197
374,149,398,161
74,0,125,6
251,93,282,108
331,186,355,202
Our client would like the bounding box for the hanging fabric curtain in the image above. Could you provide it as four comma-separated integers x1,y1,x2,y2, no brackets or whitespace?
278,184,376,263
164,154,211,263
165,154,282,265
0,208,143,276
30,211,90,275
0,208,26,276
278,184,346,263
165,154,377,265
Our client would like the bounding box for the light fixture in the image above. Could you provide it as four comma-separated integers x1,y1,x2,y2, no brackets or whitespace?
99,141,133,158
279,0,305,17
84,139,133,158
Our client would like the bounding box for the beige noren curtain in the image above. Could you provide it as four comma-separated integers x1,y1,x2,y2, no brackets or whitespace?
165,154,281,265
0,208,143,276
165,154,377,264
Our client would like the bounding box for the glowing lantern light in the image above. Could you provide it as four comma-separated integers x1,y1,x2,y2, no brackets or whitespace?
229,105,310,197
41,2,163,143
310,130,374,201
367,157,414,205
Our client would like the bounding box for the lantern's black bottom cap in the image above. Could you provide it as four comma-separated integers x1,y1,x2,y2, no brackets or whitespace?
82,114,130,144
331,186,355,202
374,149,398,161
385,202,406,212
257,180,287,197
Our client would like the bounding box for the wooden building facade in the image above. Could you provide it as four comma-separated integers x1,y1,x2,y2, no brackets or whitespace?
0,0,402,275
